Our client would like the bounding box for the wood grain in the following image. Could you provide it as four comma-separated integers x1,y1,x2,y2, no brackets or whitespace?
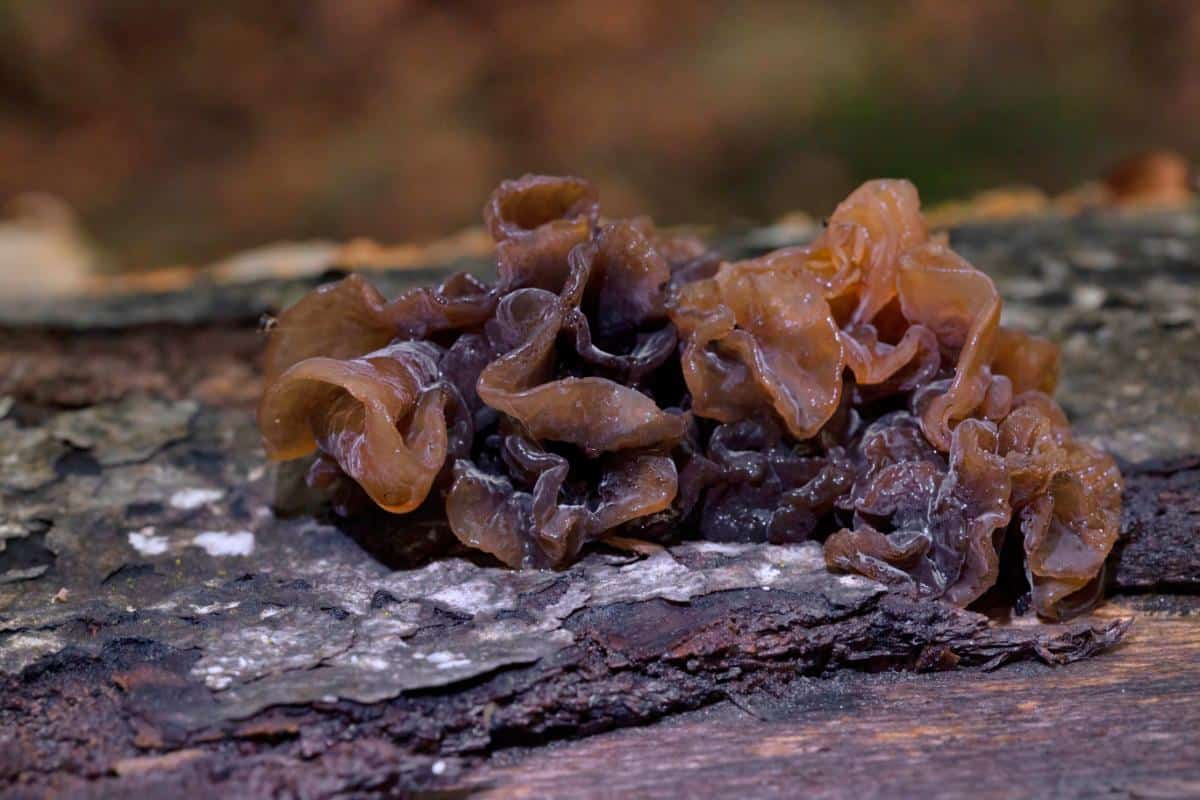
462,599,1200,800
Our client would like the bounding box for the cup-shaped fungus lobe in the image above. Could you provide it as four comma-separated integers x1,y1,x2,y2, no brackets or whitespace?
699,417,854,544
485,174,600,292
476,288,685,456
259,341,451,513
801,178,929,325
998,394,1123,618
257,174,1120,620
575,220,672,339
670,256,845,440
446,437,677,568
263,274,400,386
825,415,1011,605
263,272,497,385
896,242,1004,450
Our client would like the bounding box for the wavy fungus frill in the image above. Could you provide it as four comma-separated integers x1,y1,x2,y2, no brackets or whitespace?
823,413,1012,608
260,340,460,514
257,174,1121,619
669,256,845,440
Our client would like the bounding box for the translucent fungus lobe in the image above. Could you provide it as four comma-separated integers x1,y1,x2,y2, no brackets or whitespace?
258,174,1121,619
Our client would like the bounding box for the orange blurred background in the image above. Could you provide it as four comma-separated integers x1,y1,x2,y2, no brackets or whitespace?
0,0,1196,270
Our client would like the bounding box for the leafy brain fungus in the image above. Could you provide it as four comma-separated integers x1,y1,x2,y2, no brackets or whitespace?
258,175,1122,620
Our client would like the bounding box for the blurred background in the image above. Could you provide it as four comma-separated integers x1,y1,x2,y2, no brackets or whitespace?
0,0,1196,276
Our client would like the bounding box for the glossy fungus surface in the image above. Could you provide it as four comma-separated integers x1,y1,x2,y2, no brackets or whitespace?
258,175,1121,619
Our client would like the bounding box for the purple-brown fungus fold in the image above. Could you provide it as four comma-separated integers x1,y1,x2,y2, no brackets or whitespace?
258,175,1122,619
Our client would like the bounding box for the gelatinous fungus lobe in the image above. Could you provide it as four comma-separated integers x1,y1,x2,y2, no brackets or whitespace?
485,173,599,292
260,341,452,513
669,256,844,440
257,173,1121,619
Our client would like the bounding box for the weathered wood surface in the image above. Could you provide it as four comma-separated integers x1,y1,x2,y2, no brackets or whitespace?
0,208,1197,799
462,597,1200,800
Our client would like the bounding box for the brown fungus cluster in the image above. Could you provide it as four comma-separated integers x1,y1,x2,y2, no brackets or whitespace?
258,175,1122,619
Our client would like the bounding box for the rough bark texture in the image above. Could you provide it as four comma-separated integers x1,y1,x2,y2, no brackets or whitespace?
0,207,1197,799
461,598,1200,800
1114,456,1200,592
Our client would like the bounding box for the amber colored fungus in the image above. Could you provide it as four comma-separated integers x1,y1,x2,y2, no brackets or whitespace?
258,175,1122,619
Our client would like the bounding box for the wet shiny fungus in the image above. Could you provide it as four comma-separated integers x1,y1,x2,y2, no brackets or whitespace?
258,175,1121,619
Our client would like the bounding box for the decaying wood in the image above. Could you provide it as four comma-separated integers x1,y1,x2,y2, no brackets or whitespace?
459,598,1200,800
1115,456,1200,592
1,208,1198,798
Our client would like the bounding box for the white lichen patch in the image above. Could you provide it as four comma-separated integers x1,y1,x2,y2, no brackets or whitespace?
424,650,473,670
191,609,356,690
767,542,827,571
192,601,241,615
687,541,753,557
1,631,65,666
753,564,782,585
338,653,391,672
199,664,235,690
192,530,255,557
836,574,882,590
588,550,706,605
169,487,224,510
128,526,170,556
1071,284,1107,311
428,579,509,616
